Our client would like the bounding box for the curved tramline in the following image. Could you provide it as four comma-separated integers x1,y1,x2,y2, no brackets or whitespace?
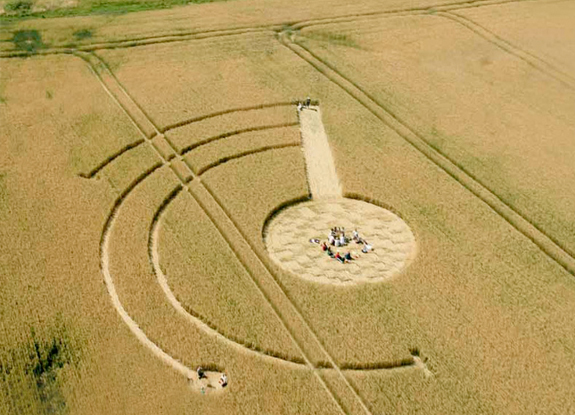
80,51,429,414
148,183,307,366
100,166,227,393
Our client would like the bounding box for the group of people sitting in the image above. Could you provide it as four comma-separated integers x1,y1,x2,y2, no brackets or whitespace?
196,366,227,388
310,227,373,264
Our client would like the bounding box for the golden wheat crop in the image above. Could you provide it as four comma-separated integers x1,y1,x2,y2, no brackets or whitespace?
297,10,575,256
183,124,301,175
166,104,298,153
2,1,575,414
0,0,413,56
159,183,303,361
459,0,575,74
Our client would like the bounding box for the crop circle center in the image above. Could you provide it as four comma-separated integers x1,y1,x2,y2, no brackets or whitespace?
264,198,416,285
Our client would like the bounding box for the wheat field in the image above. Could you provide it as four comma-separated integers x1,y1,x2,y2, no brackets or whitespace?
1,0,575,414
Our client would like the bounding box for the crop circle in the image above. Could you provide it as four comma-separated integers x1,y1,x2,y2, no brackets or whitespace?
264,198,416,285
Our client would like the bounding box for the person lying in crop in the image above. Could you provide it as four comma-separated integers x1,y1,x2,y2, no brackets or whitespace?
335,252,345,263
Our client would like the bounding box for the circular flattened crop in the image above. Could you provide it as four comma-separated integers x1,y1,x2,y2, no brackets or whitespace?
264,198,416,285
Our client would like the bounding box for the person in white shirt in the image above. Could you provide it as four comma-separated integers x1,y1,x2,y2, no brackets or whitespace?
328,234,335,246
219,373,228,387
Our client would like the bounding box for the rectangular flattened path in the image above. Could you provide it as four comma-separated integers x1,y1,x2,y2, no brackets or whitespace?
298,106,342,199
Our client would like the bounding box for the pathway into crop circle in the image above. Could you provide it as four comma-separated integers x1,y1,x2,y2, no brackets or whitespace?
264,105,416,285
265,198,415,285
